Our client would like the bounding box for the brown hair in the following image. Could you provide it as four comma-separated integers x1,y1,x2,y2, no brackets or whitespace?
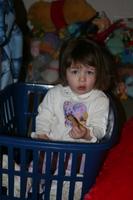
59,37,115,91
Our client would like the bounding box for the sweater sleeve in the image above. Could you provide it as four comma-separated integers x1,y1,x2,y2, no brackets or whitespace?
35,88,55,137
87,96,109,140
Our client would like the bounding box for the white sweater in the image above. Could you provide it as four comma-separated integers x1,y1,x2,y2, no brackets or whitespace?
33,84,109,143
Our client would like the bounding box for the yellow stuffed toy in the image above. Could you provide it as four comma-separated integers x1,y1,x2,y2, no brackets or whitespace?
28,0,97,33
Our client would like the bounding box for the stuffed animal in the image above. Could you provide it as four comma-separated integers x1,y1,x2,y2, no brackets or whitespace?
116,81,128,100
27,36,59,84
92,11,111,33
27,0,97,33
41,59,59,83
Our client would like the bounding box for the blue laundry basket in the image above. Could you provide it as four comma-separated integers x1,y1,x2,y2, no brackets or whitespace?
0,83,118,200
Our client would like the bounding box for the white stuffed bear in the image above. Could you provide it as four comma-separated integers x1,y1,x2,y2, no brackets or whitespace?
42,59,59,83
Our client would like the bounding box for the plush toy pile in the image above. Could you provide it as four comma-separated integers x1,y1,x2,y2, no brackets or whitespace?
26,0,133,100
106,18,133,99
26,0,112,84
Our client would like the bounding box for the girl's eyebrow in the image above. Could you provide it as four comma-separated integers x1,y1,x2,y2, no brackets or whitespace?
87,66,96,70
83,65,96,72
70,63,96,70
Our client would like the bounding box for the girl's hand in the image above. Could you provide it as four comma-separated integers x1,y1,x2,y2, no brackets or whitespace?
36,134,50,140
69,125,92,140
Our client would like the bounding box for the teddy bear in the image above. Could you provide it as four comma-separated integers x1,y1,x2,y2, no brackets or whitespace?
27,36,60,84
27,0,97,33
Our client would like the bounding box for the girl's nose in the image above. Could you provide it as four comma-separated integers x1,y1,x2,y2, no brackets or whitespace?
79,72,86,82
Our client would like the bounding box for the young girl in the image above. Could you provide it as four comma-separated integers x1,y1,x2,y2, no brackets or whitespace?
31,37,112,143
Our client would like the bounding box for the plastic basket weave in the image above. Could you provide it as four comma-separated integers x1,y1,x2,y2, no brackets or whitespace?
0,83,118,200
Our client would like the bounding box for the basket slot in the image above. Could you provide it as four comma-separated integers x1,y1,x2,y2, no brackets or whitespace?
0,95,16,135
19,149,30,199
55,152,65,200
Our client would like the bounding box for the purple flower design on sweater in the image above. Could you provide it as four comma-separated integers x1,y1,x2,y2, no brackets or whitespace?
63,101,88,127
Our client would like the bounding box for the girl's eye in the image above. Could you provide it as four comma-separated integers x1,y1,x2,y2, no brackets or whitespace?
71,69,79,74
87,70,95,75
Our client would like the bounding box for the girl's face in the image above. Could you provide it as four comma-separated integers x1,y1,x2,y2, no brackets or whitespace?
66,62,96,95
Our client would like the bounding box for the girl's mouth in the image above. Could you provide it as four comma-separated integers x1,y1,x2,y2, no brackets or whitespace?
78,86,86,91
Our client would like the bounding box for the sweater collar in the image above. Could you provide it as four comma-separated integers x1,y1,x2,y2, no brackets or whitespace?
60,85,94,100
